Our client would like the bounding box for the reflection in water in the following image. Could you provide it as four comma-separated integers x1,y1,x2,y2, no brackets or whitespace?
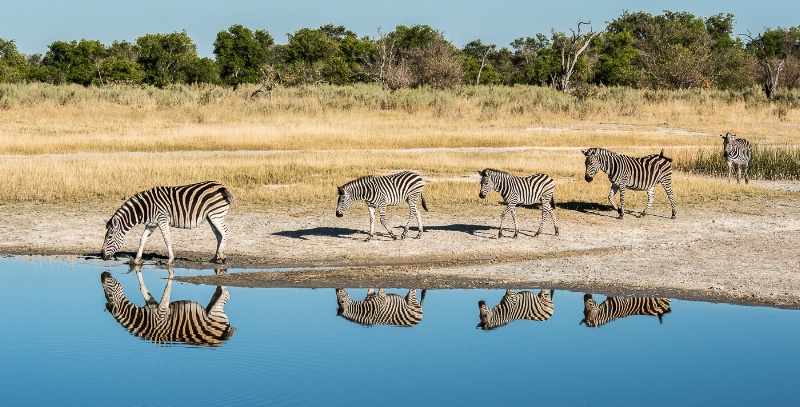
580,294,672,328
100,267,236,346
477,289,555,330
336,288,426,327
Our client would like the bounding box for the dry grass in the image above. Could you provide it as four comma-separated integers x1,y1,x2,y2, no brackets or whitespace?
1,83,797,208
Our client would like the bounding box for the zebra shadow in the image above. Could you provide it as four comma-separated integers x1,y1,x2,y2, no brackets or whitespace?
424,223,495,237
272,226,364,241
336,288,426,327
558,201,619,218
580,294,672,328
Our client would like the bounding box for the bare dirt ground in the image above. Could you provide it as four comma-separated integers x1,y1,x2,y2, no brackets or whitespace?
2,182,799,309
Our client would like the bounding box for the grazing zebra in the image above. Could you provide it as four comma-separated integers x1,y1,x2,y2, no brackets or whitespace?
579,294,672,328
478,168,559,238
477,289,555,330
101,181,235,265
335,288,426,327
721,132,752,184
100,267,236,346
582,148,676,219
336,171,428,241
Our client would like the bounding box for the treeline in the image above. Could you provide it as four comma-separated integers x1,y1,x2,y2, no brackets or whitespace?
1,10,799,96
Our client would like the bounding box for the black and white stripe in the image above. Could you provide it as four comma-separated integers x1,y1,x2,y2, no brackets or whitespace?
579,294,671,328
582,148,676,219
336,288,426,327
101,181,235,264
478,168,559,238
721,132,752,184
100,268,236,346
336,171,428,241
477,289,555,330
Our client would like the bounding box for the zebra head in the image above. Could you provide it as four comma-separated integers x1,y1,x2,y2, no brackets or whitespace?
101,217,127,260
476,300,495,330
100,271,127,314
335,288,353,316
582,149,601,182
579,293,600,327
478,170,495,199
720,132,736,157
336,186,352,218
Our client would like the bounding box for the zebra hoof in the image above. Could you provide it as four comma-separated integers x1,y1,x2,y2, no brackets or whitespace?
211,257,226,264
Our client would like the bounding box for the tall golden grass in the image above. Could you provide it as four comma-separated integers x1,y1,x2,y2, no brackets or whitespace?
0,82,797,208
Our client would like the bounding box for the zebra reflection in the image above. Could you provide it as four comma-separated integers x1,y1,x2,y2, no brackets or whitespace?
336,288,426,327
100,267,236,346
477,289,555,330
580,294,671,328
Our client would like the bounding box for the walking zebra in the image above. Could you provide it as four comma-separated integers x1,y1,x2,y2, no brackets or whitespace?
478,168,559,238
335,288,426,327
721,132,752,184
579,294,671,328
100,267,236,346
477,289,555,330
582,148,676,219
101,181,235,265
336,171,428,241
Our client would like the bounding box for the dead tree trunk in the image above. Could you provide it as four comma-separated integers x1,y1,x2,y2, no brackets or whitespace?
553,22,598,93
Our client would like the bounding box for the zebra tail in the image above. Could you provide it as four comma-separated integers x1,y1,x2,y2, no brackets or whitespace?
421,193,429,211
221,187,236,204
659,149,673,162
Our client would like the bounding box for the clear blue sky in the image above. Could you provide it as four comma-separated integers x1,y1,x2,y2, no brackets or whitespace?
3,0,798,57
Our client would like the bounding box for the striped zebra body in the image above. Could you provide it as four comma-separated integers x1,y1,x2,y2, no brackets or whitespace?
478,168,558,238
101,181,235,264
336,288,426,327
336,171,428,241
721,132,752,184
100,268,235,346
580,294,671,327
477,289,554,330
582,148,676,219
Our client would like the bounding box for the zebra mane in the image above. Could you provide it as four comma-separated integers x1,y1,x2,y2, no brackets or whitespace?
480,168,509,177
341,175,376,190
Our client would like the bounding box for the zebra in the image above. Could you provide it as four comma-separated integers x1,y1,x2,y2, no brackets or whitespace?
579,294,671,328
582,148,676,219
478,168,559,238
100,267,236,346
335,288,426,327
101,181,235,265
721,132,752,184
477,289,555,330
336,171,428,241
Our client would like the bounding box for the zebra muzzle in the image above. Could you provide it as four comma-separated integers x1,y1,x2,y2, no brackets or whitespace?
336,212,344,218
584,174,594,182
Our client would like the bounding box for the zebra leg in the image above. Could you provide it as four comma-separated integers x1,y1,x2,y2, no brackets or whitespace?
207,214,228,264
414,201,424,239
640,187,655,218
401,200,417,240
663,179,676,219
134,266,157,306
378,203,397,240
498,206,512,238
736,164,742,184
535,195,553,236
510,207,519,239
617,187,626,219
133,224,157,265
607,185,621,216
744,163,749,184
206,286,231,324
727,162,733,183
366,206,376,241
157,221,175,264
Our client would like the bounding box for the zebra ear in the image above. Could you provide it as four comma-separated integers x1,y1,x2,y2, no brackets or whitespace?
581,149,589,156
477,170,484,176
337,186,344,195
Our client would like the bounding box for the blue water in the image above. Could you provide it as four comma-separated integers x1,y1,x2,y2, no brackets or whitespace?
1,257,798,406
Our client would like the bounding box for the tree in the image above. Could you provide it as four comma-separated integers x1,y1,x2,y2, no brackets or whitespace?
0,39,26,83
463,40,497,85
42,39,107,85
100,40,145,85
742,27,800,98
213,24,274,89
361,27,412,90
135,31,199,87
551,21,598,92
509,34,556,85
